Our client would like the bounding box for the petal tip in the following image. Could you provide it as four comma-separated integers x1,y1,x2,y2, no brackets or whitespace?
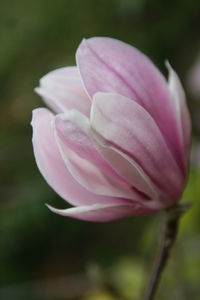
165,60,173,74
31,108,43,127
34,86,41,96
45,203,65,216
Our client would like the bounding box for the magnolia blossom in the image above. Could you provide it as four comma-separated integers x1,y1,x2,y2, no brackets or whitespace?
31,37,191,222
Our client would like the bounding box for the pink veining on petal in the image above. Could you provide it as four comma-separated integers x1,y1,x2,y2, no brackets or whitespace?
91,92,184,206
31,108,140,207
166,62,191,172
54,110,150,203
46,202,155,222
76,37,184,173
31,36,191,222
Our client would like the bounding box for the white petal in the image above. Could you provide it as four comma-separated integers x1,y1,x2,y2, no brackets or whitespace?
35,67,91,116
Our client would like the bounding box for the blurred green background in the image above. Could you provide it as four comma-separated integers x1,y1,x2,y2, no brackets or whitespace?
0,0,200,299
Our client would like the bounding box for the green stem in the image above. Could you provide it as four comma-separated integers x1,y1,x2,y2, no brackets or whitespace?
144,203,190,300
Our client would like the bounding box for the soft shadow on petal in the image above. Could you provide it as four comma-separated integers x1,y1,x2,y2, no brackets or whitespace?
89,126,159,204
31,108,134,206
166,61,191,172
54,110,149,202
46,202,154,222
91,92,184,206
35,67,91,116
76,37,183,171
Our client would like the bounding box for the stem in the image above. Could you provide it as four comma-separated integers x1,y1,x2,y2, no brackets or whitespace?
144,203,190,300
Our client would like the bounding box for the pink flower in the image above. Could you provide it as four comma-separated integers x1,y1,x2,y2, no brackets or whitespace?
31,37,191,222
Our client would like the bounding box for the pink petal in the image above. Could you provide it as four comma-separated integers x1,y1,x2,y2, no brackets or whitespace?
35,67,91,116
166,62,191,171
46,202,154,222
54,110,148,202
31,108,134,206
89,126,159,204
91,92,184,206
76,37,184,172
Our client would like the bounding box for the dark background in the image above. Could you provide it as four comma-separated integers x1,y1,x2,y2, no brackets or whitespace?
0,0,200,299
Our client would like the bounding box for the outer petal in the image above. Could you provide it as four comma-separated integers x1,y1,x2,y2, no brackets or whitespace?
46,202,154,222
76,37,184,172
166,62,191,171
35,67,91,116
31,108,133,206
91,93,184,206
54,110,149,203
